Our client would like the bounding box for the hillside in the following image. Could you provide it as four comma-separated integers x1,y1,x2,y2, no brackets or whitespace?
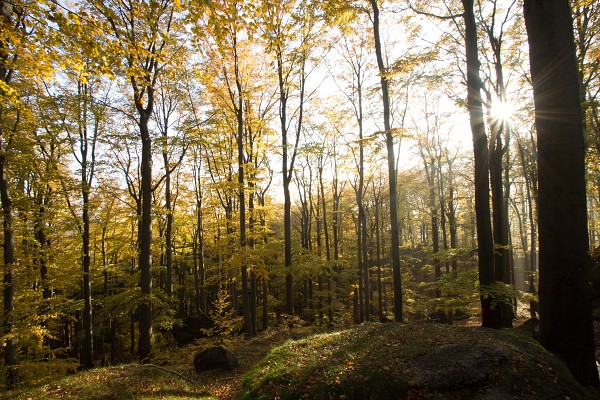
2,321,596,400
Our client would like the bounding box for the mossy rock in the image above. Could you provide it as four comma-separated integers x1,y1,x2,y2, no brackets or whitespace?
238,323,591,400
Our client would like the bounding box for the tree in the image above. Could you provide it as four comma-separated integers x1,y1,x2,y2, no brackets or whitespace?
478,0,521,328
368,0,403,322
89,0,179,360
337,29,372,322
524,0,599,387
260,0,321,315
460,0,503,329
0,0,54,385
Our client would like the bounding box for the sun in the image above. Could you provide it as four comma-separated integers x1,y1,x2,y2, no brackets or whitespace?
491,101,515,122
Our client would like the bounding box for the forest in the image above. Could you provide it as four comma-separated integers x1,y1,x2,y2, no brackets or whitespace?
0,0,599,396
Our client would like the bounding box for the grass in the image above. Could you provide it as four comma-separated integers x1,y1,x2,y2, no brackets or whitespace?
1,363,216,400
0,325,320,400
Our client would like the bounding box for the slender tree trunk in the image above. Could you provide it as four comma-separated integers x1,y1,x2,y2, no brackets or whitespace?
82,174,94,368
374,187,383,320
330,149,342,323
523,0,599,386
193,152,207,314
359,185,370,321
489,122,512,327
262,277,268,330
428,158,443,321
239,129,250,336
277,46,294,316
163,137,174,303
369,0,403,321
356,216,364,323
248,165,258,336
517,138,538,317
318,159,331,323
462,0,500,329
77,82,95,369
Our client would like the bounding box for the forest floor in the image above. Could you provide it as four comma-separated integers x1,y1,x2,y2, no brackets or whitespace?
2,318,599,399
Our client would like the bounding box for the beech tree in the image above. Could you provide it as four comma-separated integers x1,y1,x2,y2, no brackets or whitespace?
260,0,321,315
368,0,403,322
337,29,372,322
524,0,599,386
89,0,179,360
0,0,55,385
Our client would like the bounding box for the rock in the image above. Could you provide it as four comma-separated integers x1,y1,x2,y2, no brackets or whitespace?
194,345,239,373
410,343,508,390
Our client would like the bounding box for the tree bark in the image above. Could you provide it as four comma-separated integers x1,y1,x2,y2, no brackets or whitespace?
523,0,599,386
78,82,95,369
0,1,18,386
163,133,173,303
0,140,17,387
369,0,403,322
462,0,500,329
138,115,153,361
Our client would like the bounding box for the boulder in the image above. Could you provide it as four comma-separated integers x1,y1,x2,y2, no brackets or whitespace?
194,345,239,373
410,343,508,390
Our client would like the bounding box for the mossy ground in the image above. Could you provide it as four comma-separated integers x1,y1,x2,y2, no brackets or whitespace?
238,323,591,400
1,322,596,400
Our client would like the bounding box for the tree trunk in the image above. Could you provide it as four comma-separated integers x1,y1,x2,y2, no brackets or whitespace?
0,142,17,387
78,82,95,369
428,158,443,321
0,3,17,385
489,123,513,327
318,158,331,323
462,0,500,329
82,168,94,368
374,186,384,320
237,103,251,337
523,0,599,386
262,277,268,330
193,152,207,314
163,135,174,303
138,116,153,361
356,216,364,323
369,0,403,322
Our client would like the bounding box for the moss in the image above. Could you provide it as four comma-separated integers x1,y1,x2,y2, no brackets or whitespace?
238,323,591,400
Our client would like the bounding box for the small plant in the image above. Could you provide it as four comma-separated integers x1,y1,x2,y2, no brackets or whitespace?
202,288,240,338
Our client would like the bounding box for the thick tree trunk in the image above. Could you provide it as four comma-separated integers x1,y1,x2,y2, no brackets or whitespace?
138,117,153,361
523,0,599,386
1,4,17,386
0,148,17,387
